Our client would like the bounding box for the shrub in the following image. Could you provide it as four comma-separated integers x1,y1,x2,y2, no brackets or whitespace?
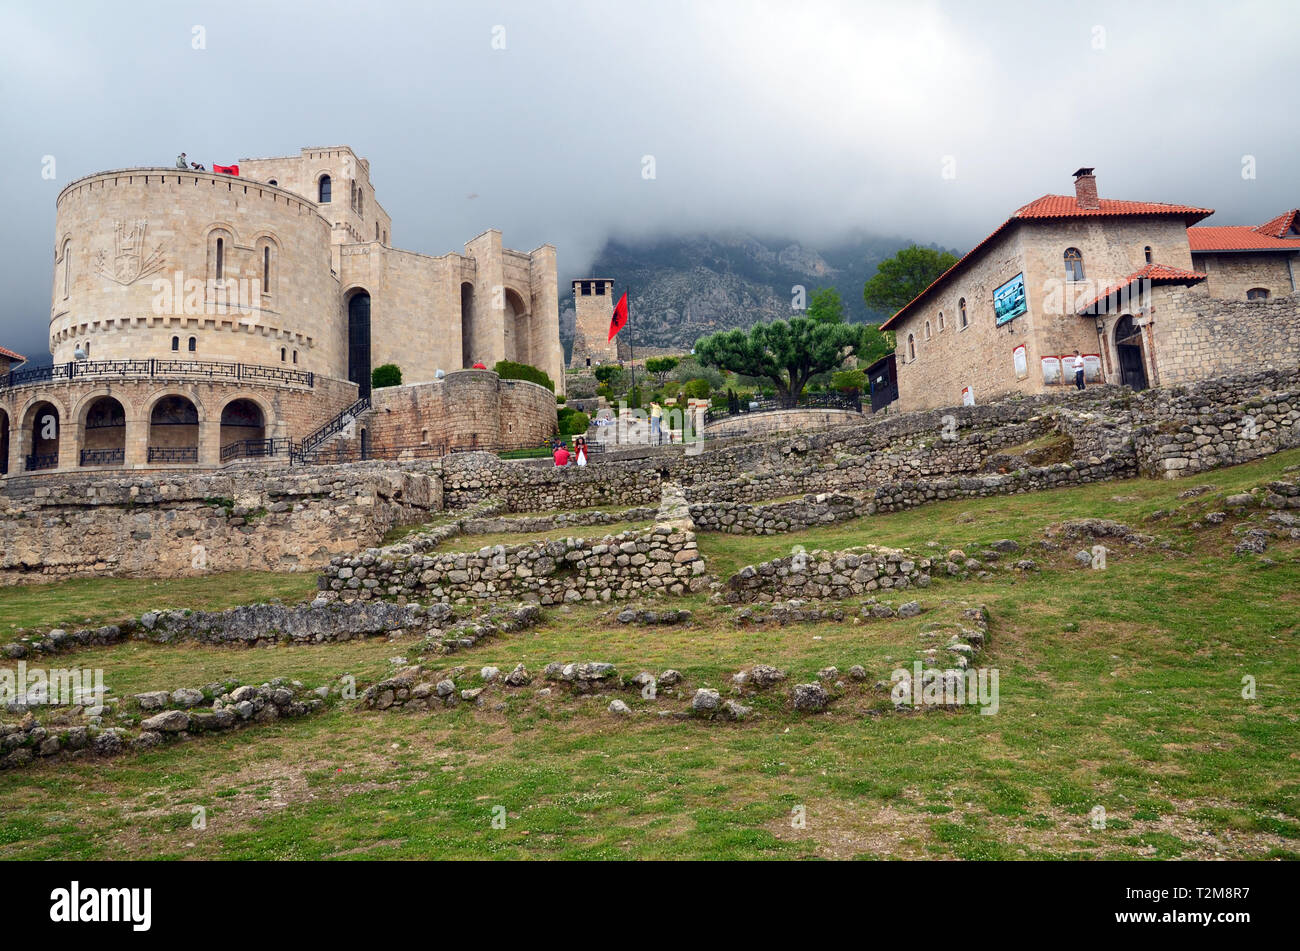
832,369,868,393
557,407,590,436
682,378,711,399
371,364,402,389
493,360,555,392
593,364,623,387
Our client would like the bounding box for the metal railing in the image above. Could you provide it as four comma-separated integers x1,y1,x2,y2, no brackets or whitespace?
80,448,125,466
147,446,198,463
704,391,862,424
25,453,58,471
2,358,314,391
221,437,291,462
293,437,593,467
293,395,371,460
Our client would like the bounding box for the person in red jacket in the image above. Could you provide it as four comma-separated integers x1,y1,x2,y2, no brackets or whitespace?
552,442,570,467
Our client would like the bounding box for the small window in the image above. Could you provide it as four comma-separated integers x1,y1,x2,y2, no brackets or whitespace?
292,350,298,364
318,175,332,203
595,282,606,296
580,281,591,296
215,237,224,279
171,336,179,351
959,298,968,328
263,245,270,288
1064,247,1085,281
1144,245,1152,264
924,320,932,340
1246,287,1270,301
907,333,916,361
62,239,72,298
268,179,277,186
375,222,379,241
938,311,945,332
281,347,287,361
188,336,197,352
421,429,429,445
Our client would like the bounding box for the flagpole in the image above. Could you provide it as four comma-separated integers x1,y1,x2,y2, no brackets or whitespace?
627,282,636,406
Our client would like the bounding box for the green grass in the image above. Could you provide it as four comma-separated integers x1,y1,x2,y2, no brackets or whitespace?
0,571,318,642
0,450,1296,860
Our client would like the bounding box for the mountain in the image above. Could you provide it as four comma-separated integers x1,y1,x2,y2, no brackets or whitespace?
558,231,959,355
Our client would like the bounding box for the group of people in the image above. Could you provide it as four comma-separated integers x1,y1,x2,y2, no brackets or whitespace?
175,152,206,171
552,436,589,467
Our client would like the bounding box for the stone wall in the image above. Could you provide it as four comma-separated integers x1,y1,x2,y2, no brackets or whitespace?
1151,287,1300,387
0,465,439,583
688,493,870,534
721,547,932,603
704,407,864,439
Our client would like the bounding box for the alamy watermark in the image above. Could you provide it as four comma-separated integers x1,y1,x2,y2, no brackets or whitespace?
891,662,1000,715
1,662,105,708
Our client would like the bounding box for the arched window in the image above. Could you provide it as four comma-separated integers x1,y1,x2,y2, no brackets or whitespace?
215,237,224,280
318,175,332,203
61,239,72,298
1064,247,1085,281
959,298,968,328
375,222,379,241
171,336,179,351
292,350,298,364
280,347,286,361
382,230,387,244
188,336,197,352
268,179,277,186
907,333,916,361
1246,287,1270,301
924,320,932,340
938,311,945,332
1144,245,1152,264
263,246,270,287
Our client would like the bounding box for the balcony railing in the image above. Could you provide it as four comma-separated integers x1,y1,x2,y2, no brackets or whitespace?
25,453,58,471
221,437,291,462
704,391,862,425
80,448,125,466
147,446,198,463
2,358,314,391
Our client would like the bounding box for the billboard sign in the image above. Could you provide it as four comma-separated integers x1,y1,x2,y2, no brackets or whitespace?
993,272,1027,325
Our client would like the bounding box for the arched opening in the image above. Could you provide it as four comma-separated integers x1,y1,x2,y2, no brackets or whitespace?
318,174,332,203
26,401,60,471
220,398,266,461
359,427,370,461
81,396,126,467
959,298,968,328
505,288,530,365
0,408,9,475
1114,315,1148,391
347,290,372,397
1064,247,1085,281
148,395,199,464
460,281,475,368
907,333,916,361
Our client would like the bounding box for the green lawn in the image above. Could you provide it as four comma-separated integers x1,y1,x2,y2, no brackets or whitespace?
0,450,1296,860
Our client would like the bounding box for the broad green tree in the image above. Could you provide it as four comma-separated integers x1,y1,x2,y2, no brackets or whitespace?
644,356,680,385
863,245,959,315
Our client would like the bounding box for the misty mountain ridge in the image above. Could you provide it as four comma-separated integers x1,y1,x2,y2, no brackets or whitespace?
559,230,958,354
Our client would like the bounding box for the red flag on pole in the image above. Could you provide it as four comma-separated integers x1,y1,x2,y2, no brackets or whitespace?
214,164,240,176
608,292,628,341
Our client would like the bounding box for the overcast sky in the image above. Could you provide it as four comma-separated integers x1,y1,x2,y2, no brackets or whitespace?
1,0,1296,363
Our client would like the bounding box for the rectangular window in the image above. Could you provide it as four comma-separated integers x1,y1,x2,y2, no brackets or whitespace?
595,282,606,296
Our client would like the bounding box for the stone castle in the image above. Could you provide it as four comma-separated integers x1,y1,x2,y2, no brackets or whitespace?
0,146,564,477
882,168,1299,412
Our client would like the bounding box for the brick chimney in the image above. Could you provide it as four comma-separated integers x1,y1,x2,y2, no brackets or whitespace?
1073,167,1099,210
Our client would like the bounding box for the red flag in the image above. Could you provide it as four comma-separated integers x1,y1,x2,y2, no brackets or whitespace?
608,292,628,341
214,164,240,176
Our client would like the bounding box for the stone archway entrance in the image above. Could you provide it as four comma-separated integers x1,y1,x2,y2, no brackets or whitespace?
81,396,126,466
25,401,60,471
1114,315,1148,391
348,290,372,397
149,395,199,464
220,398,267,461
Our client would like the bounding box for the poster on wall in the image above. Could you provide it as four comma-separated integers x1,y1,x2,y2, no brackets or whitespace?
1012,344,1028,379
962,386,975,406
993,272,1027,325
1041,356,1063,385
1084,354,1104,383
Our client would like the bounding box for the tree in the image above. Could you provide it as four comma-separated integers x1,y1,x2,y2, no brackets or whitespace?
806,287,846,324
863,245,959,315
695,315,891,408
644,356,679,385
593,364,623,387
831,368,867,393
371,364,402,389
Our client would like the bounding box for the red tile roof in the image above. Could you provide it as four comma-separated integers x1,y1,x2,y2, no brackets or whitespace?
0,345,27,363
880,194,1214,331
1188,223,1300,252
1253,209,1299,238
1075,263,1206,314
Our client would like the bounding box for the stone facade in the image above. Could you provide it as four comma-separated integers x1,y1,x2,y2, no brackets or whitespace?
3,144,564,479
883,168,1299,413
568,279,626,368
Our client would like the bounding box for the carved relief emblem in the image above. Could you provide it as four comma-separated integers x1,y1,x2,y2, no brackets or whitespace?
94,219,166,285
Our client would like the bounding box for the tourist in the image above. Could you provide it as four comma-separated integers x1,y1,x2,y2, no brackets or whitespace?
176,152,188,169
552,441,570,467
1072,350,1086,390
650,400,663,443
574,435,589,467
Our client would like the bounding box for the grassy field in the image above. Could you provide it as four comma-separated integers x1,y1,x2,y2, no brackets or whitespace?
0,450,1297,860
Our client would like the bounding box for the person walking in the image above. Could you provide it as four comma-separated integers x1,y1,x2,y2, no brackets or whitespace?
1072,350,1086,390
574,435,589,467
649,400,663,444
